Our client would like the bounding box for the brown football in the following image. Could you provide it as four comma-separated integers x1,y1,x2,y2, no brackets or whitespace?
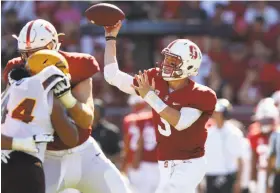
85,3,125,26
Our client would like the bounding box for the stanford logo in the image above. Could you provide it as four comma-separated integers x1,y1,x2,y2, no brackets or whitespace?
164,161,168,168
189,45,198,60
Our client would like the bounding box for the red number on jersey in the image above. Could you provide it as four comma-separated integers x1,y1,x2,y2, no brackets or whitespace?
189,45,198,60
12,98,36,123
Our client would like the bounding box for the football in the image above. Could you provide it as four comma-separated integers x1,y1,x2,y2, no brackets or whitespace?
85,3,125,26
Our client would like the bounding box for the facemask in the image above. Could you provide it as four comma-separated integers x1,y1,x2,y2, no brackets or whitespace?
261,125,272,133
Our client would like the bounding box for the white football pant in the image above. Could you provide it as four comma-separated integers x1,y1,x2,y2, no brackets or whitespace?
44,137,131,193
128,162,160,193
155,156,207,193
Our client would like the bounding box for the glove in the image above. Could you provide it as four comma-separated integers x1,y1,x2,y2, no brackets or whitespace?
53,76,77,108
12,134,54,153
53,75,71,98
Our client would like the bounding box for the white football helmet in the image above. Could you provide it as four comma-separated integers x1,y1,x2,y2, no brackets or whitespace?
272,90,280,112
13,19,62,59
255,98,279,120
160,39,202,81
254,97,279,133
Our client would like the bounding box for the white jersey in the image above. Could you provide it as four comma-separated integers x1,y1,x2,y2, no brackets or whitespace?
1,66,65,161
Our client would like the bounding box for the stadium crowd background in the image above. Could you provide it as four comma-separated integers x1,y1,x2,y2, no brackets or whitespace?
1,0,280,166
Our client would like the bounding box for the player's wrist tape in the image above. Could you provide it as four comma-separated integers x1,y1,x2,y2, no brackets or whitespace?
59,91,77,109
106,36,117,41
12,138,36,152
12,138,25,151
144,91,167,113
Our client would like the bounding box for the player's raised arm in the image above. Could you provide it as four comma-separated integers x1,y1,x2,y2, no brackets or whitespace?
103,21,137,95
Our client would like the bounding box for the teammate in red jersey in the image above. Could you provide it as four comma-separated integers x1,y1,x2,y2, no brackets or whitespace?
247,98,279,193
3,19,131,193
103,21,217,193
122,95,159,193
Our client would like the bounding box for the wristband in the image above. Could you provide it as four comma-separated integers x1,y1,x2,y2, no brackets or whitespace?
59,91,77,109
106,36,117,41
144,91,167,113
12,137,38,153
12,138,25,151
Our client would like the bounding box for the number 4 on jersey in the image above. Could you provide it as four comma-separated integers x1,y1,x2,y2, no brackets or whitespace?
12,98,36,123
1,96,36,124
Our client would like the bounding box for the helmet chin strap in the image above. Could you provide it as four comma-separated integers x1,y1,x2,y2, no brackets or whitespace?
55,43,61,51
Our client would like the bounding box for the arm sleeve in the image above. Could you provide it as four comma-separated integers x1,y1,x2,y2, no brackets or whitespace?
193,90,217,113
71,55,100,85
175,107,202,131
104,63,137,95
83,55,100,79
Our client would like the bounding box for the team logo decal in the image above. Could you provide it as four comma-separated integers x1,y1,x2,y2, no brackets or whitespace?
164,160,168,168
189,45,198,60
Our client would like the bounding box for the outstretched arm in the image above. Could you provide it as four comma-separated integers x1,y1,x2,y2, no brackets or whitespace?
104,21,136,95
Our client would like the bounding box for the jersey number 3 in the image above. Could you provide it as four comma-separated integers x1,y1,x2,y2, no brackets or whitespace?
158,118,171,137
1,96,36,124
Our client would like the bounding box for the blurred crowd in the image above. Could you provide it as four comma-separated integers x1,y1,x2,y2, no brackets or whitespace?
2,1,280,109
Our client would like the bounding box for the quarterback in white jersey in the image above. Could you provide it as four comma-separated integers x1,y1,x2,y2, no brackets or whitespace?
1,51,79,193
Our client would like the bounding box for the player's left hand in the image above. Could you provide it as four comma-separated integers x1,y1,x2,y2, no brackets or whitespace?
53,75,71,98
53,75,78,109
131,70,155,98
